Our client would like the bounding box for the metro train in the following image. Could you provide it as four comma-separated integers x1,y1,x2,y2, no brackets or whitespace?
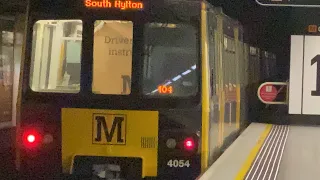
16,0,277,179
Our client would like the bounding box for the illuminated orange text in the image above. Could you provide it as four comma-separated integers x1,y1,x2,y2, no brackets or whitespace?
158,85,173,94
115,1,143,9
85,0,112,8
308,25,318,33
85,0,144,10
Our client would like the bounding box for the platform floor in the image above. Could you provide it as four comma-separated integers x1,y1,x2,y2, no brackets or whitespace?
277,125,320,180
199,123,320,180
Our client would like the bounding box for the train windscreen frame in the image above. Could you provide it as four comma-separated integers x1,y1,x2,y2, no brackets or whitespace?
25,0,202,101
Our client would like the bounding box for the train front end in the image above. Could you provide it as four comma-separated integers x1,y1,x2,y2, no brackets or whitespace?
17,0,204,179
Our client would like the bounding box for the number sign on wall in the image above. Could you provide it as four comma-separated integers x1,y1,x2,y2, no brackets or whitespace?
289,35,320,115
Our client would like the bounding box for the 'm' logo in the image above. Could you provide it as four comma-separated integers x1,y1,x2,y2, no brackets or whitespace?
93,114,126,145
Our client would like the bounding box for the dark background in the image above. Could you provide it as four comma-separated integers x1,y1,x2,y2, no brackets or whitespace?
212,0,293,81
210,0,320,82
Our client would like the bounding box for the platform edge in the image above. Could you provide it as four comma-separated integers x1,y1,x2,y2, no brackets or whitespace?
234,124,272,180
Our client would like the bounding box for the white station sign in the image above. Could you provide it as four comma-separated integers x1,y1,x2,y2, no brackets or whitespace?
289,35,320,114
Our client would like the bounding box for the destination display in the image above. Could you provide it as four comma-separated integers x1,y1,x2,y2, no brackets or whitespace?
256,0,320,7
85,0,144,10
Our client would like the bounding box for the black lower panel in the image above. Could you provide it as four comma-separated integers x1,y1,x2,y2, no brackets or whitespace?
72,156,143,180
157,154,201,180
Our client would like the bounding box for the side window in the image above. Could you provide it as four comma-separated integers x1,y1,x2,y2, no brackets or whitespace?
207,12,216,97
92,20,133,95
30,20,82,93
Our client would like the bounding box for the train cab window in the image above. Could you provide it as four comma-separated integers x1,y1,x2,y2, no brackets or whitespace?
29,20,82,93
92,20,133,95
142,23,199,97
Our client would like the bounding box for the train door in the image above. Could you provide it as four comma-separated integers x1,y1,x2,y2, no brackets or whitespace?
206,8,220,166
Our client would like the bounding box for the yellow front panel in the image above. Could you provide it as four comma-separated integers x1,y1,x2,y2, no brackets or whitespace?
61,108,158,177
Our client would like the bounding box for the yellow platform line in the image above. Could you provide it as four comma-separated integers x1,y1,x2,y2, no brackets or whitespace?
235,124,273,180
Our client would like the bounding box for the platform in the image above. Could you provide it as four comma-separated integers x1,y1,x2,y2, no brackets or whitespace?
198,122,320,180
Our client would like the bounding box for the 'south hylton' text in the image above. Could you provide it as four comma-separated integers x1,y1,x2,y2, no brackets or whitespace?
85,0,144,10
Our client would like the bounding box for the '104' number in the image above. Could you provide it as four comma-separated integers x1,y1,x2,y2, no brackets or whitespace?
167,160,191,168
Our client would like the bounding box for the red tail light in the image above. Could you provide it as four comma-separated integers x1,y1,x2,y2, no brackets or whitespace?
183,137,195,151
27,134,36,143
23,130,41,148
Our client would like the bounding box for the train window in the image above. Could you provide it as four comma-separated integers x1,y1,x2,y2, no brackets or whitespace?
207,11,217,97
142,23,199,97
92,20,133,95
29,20,82,93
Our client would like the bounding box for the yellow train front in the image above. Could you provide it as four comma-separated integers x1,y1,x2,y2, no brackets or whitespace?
16,0,275,179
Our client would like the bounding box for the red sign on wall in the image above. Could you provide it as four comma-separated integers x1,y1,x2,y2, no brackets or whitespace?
257,82,288,104
259,84,278,102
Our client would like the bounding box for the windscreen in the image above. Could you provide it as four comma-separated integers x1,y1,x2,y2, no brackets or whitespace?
28,0,201,97
142,0,200,97
92,20,133,95
142,23,199,97
29,20,82,93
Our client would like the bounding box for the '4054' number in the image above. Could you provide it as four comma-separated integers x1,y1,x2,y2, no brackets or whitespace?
167,160,191,168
